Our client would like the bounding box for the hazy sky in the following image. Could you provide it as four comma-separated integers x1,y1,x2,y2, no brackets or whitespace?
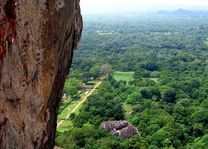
81,0,208,14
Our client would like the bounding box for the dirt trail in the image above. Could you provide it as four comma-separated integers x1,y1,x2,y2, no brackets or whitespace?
57,80,103,128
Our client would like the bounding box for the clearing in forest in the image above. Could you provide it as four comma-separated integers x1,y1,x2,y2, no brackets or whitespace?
113,71,134,83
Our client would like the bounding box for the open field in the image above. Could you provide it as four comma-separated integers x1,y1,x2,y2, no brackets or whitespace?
87,80,98,84
58,98,72,111
113,71,134,83
150,78,159,83
57,121,73,133
57,100,79,120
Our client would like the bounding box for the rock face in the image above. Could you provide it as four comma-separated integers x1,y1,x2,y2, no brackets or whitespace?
100,120,139,139
0,0,82,148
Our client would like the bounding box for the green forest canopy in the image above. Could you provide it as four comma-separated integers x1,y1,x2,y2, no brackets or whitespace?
56,12,208,149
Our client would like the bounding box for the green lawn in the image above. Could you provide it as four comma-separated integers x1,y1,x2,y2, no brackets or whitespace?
59,98,72,111
150,78,159,83
85,85,94,89
113,71,134,83
57,121,73,132
58,100,78,120
87,80,98,84
58,106,70,120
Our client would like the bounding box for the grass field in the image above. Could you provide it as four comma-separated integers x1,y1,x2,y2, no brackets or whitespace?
59,98,72,108
113,71,134,83
150,78,159,83
57,121,73,132
58,101,75,120
87,80,98,84
57,98,82,132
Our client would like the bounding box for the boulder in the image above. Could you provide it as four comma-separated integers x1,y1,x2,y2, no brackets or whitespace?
100,120,139,139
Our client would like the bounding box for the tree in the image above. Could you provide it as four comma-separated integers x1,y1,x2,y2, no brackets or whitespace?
127,92,142,105
69,113,76,120
140,87,161,100
134,70,150,79
162,88,177,103
73,81,125,126
190,134,208,148
191,109,208,124
56,126,107,149
141,62,160,71
89,65,100,79
63,84,78,98
100,64,113,76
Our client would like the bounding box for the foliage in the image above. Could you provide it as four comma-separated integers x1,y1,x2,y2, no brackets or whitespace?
56,13,208,148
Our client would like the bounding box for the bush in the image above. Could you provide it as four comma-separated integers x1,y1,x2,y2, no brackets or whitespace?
140,87,161,100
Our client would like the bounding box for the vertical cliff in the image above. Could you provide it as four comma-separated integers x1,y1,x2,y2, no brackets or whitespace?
0,0,82,148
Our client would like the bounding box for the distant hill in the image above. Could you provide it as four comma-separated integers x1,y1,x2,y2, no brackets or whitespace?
158,9,208,17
